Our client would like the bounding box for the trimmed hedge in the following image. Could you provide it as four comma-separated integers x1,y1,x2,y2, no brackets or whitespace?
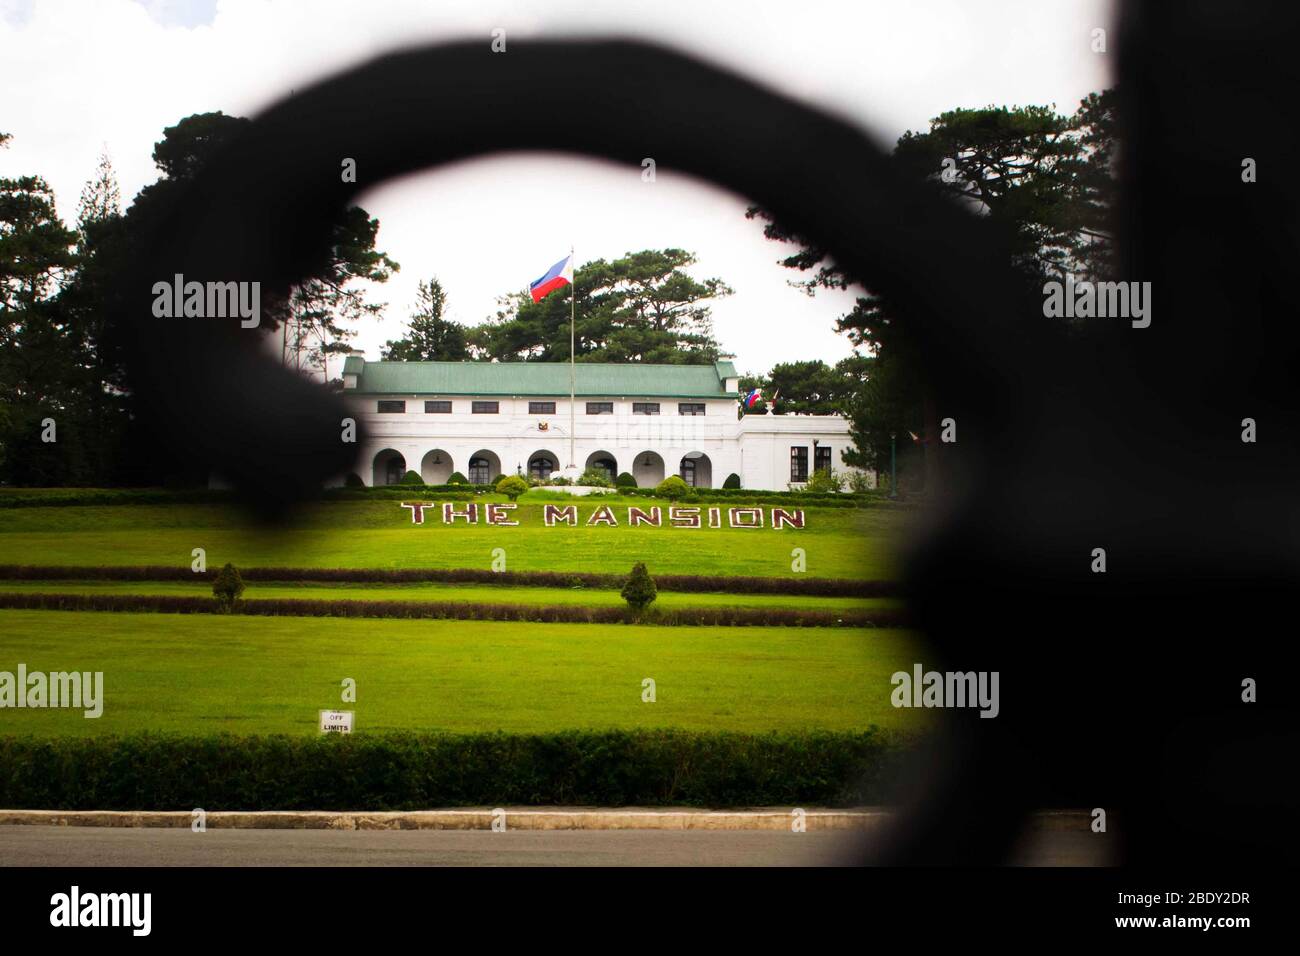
0,485,902,509
0,729,912,809
0,591,908,628
615,487,880,507
0,564,900,597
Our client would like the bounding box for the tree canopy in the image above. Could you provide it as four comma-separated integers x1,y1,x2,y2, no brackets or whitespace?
469,249,729,364
747,91,1118,484
0,112,398,485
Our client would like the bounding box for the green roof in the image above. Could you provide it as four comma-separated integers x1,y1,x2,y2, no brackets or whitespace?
347,360,739,398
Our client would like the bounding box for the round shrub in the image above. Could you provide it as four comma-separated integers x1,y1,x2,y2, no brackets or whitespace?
722,473,741,489
497,475,529,501
446,471,468,485
344,472,365,488
655,475,690,500
399,469,424,485
615,472,638,488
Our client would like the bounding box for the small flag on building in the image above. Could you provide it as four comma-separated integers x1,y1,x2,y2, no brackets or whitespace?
529,254,575,303
743,389,763,409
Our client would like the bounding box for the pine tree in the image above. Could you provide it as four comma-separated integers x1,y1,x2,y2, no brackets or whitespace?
76,149,122,234
212,563,245,611
621,562,658,614
381,278,469,361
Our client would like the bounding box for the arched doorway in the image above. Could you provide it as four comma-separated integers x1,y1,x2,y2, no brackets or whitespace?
421,449,453,484
373,449,406,486
633,450,665,487
585,450,618,482
680,451,712,488
467,449,502,485
528,450,560,481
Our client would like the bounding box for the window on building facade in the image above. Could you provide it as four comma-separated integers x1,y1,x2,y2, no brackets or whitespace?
814,445,832,473
471,401,499,414
424,400,451,413
632,402,660,415
529,456,556,480
377,400,406,413
586,402,614,415
680,458,697,486
529,401,556,414
790,446,809,482
468,457,492,483
678,403,706,416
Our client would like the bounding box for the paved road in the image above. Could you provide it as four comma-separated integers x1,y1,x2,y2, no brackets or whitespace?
0,825,1111,866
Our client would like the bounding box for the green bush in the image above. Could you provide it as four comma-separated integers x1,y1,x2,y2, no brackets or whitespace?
548,476,571,486
805,467,845,493
578,467,612,488
615,472,638,488
446,471,468,485
621,561,658,614
343,472,365,488
211,562,245,611
399,470,424,485
848,470,875,493
0,730,911,810
655,475,690,500
722,473,741,489
497,475,529,501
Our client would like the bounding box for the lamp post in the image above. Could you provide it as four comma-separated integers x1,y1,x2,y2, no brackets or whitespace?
889,431,897,499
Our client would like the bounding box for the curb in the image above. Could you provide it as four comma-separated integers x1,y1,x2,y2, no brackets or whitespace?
0,809,1094,832
0,808,895,832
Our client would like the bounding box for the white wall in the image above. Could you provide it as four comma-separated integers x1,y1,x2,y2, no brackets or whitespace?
339,393,868,490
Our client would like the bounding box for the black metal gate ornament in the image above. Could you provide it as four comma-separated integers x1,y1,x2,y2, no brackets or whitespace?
116,2,1296,866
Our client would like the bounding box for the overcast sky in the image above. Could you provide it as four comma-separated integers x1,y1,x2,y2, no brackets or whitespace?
0,0,1114,377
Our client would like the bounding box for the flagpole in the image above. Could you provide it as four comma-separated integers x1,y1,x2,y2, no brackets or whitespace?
569,244,576,469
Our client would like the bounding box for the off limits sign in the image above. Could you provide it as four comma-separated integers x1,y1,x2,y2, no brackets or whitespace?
319,710,354,734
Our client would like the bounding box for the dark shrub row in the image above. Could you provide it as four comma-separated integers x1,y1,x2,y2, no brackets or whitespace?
0,488,229,508
0,729,911,810
0,564,899,597
0,591,908,628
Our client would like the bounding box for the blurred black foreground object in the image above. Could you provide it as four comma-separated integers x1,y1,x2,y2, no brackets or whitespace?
117,3,1296,863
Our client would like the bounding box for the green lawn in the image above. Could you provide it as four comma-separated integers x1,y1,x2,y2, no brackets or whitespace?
0,579,898,611
0,498,906,579
0,610,929,737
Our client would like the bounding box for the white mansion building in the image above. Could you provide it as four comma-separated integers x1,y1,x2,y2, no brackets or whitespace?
341,356,869,491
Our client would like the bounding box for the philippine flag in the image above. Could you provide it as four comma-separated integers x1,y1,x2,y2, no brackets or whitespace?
743,389,763,409
529,254,575,303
